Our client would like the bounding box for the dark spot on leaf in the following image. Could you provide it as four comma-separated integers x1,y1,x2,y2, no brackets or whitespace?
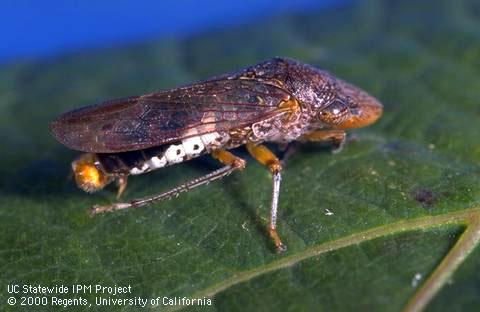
413,188,436,208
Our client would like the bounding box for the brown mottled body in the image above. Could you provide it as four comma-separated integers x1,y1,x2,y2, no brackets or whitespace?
50,57,383,252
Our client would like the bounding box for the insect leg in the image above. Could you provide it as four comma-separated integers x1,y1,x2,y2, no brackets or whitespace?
279,142,301,167
90,150,246,215
281,130,346,166
116,176,128,199
300,130,346,153
246,142,287,252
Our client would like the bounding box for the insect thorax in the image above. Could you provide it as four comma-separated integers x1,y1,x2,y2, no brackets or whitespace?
249,110,311,144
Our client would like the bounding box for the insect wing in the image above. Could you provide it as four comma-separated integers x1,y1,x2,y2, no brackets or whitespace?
50,79,291,152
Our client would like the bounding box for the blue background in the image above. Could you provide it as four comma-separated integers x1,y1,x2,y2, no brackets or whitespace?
1,0,348,64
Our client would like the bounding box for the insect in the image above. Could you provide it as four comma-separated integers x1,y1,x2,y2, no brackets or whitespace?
50,57,383,252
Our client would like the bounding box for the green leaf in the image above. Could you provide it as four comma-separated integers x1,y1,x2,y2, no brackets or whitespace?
1,0,479,311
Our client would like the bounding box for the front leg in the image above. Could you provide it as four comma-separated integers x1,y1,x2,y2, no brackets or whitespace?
300,129,346,153
281,130,347,167
246,142,286,253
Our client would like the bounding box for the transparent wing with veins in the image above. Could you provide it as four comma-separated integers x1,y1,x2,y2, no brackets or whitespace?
50,79,291,153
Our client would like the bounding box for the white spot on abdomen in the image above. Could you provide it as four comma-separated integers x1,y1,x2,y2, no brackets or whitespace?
148,156,167,169
130,167,144,175
131,155,168,175
182,136,205,157
164,144,186,164
129,162,150,175
200,132,229,151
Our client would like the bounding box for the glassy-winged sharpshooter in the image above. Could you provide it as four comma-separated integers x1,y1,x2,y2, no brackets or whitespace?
50,57,383,252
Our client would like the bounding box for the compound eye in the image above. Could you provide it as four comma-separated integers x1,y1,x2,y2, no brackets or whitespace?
318,100,349,125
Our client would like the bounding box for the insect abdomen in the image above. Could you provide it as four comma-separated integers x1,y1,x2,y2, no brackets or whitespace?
97,132,229,176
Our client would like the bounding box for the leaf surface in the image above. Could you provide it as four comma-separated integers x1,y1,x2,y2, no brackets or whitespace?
1,0,479,311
